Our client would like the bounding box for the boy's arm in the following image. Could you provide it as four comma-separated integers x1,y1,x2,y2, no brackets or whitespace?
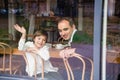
14,24,27,50
18,38,26,51
14,24,26,39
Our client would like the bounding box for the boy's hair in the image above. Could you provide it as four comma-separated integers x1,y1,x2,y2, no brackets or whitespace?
33,30,48,41
57,17,75,27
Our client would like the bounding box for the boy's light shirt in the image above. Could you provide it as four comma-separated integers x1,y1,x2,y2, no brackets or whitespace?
18,38,58,77
68,29,77,46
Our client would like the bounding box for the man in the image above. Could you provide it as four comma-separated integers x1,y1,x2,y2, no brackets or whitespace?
57,17,92,46
58,18,93,80
57,17,93,58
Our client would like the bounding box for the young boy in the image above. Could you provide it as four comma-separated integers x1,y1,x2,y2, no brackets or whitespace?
14,24,64,80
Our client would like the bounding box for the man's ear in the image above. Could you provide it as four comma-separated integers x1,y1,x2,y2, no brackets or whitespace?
72,24,76,29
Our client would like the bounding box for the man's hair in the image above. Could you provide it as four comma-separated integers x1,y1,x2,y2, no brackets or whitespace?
57,17,75,27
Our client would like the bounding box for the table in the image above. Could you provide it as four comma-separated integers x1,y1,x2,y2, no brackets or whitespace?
49,48,61,58
0,47,62,78
0,48,24,56
106,47,120,79
107,47,120,64
0,48,62,58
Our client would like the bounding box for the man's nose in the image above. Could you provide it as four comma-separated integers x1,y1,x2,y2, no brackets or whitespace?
60,31,65,35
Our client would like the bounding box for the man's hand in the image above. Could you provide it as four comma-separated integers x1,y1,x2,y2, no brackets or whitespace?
59,48,76,58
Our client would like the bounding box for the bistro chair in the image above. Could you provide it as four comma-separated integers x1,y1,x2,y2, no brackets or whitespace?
0,34,13,43
23,53,45,80
57,37,68,45
58,37,64,43
63,53,94,80
0,42,21,75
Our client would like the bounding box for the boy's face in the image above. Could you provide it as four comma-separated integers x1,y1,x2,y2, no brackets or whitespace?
58,20,75,40
33,35,46,48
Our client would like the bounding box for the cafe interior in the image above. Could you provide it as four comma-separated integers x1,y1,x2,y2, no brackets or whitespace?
0,0,120,80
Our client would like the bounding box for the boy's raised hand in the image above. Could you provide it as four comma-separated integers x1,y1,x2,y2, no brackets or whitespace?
14,24,26,34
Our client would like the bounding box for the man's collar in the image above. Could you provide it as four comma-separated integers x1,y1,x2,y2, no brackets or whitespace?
68,29,77,46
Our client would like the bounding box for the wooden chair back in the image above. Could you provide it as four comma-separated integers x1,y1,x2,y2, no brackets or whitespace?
63,53,94,80
0,34,13,43
0,42,12,74
0,42,21,75
57,37,68,45
23,53,44,80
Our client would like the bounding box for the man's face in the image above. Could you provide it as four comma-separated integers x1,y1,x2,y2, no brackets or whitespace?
58,20,75,40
